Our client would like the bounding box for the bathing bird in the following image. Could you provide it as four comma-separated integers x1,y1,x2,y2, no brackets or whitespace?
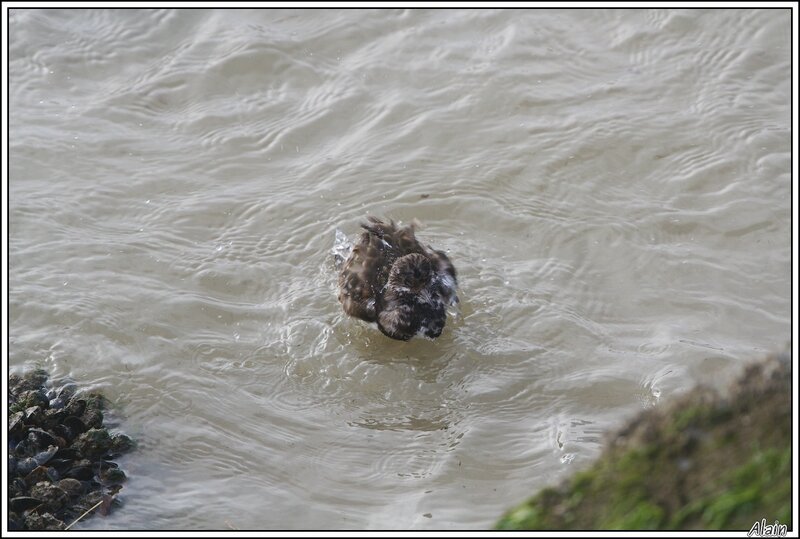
338,216,458,341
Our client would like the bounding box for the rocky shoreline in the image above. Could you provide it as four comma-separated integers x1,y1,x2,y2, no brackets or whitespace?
8,369,134,531
496,348,792,530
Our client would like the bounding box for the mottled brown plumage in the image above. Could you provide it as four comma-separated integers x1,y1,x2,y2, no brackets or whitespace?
338,216,458,341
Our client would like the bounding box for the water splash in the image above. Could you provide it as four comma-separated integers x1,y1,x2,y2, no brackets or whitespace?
332,229,353,270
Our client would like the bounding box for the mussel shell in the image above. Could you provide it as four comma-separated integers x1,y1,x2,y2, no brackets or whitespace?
54,446,80,460
42,408,66,428
14,438,36,458
8,370,133,530
8,511,24,531
52,424,72,443
9,477,27,497
65,415,87,436
48,385,77,410
27,428,61,449
24,406,44,423
9,411,25,439
16,444,59,476
9,496,42,512
51,416,87,443
24,465,60,486
15,459,37,477
44,457,74,475
64,463,94,481
94,459,118,471
34,445,59,466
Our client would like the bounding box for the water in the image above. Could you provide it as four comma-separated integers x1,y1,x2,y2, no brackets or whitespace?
8,8,792,530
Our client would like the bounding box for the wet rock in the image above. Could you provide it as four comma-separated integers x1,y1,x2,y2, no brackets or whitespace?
103,468,127,485
57,478,85,497
7,369,134,530
110,433,135,455
13,389,50,412
71,489,104,517
30,481,70,512
24,511,65,531
72,428,112,460
65,397,87,418
81,408,104,430
9,369,49,400
96,461,127,486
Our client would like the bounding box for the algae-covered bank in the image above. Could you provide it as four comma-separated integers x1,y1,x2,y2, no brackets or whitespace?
497,349,793,531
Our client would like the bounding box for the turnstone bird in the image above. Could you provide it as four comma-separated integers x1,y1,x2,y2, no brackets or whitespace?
338,216,458,341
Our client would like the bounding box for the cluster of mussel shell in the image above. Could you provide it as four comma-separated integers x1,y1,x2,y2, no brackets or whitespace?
9,369,134,530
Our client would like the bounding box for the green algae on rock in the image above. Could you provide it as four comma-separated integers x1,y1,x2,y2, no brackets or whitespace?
496,350,792,531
